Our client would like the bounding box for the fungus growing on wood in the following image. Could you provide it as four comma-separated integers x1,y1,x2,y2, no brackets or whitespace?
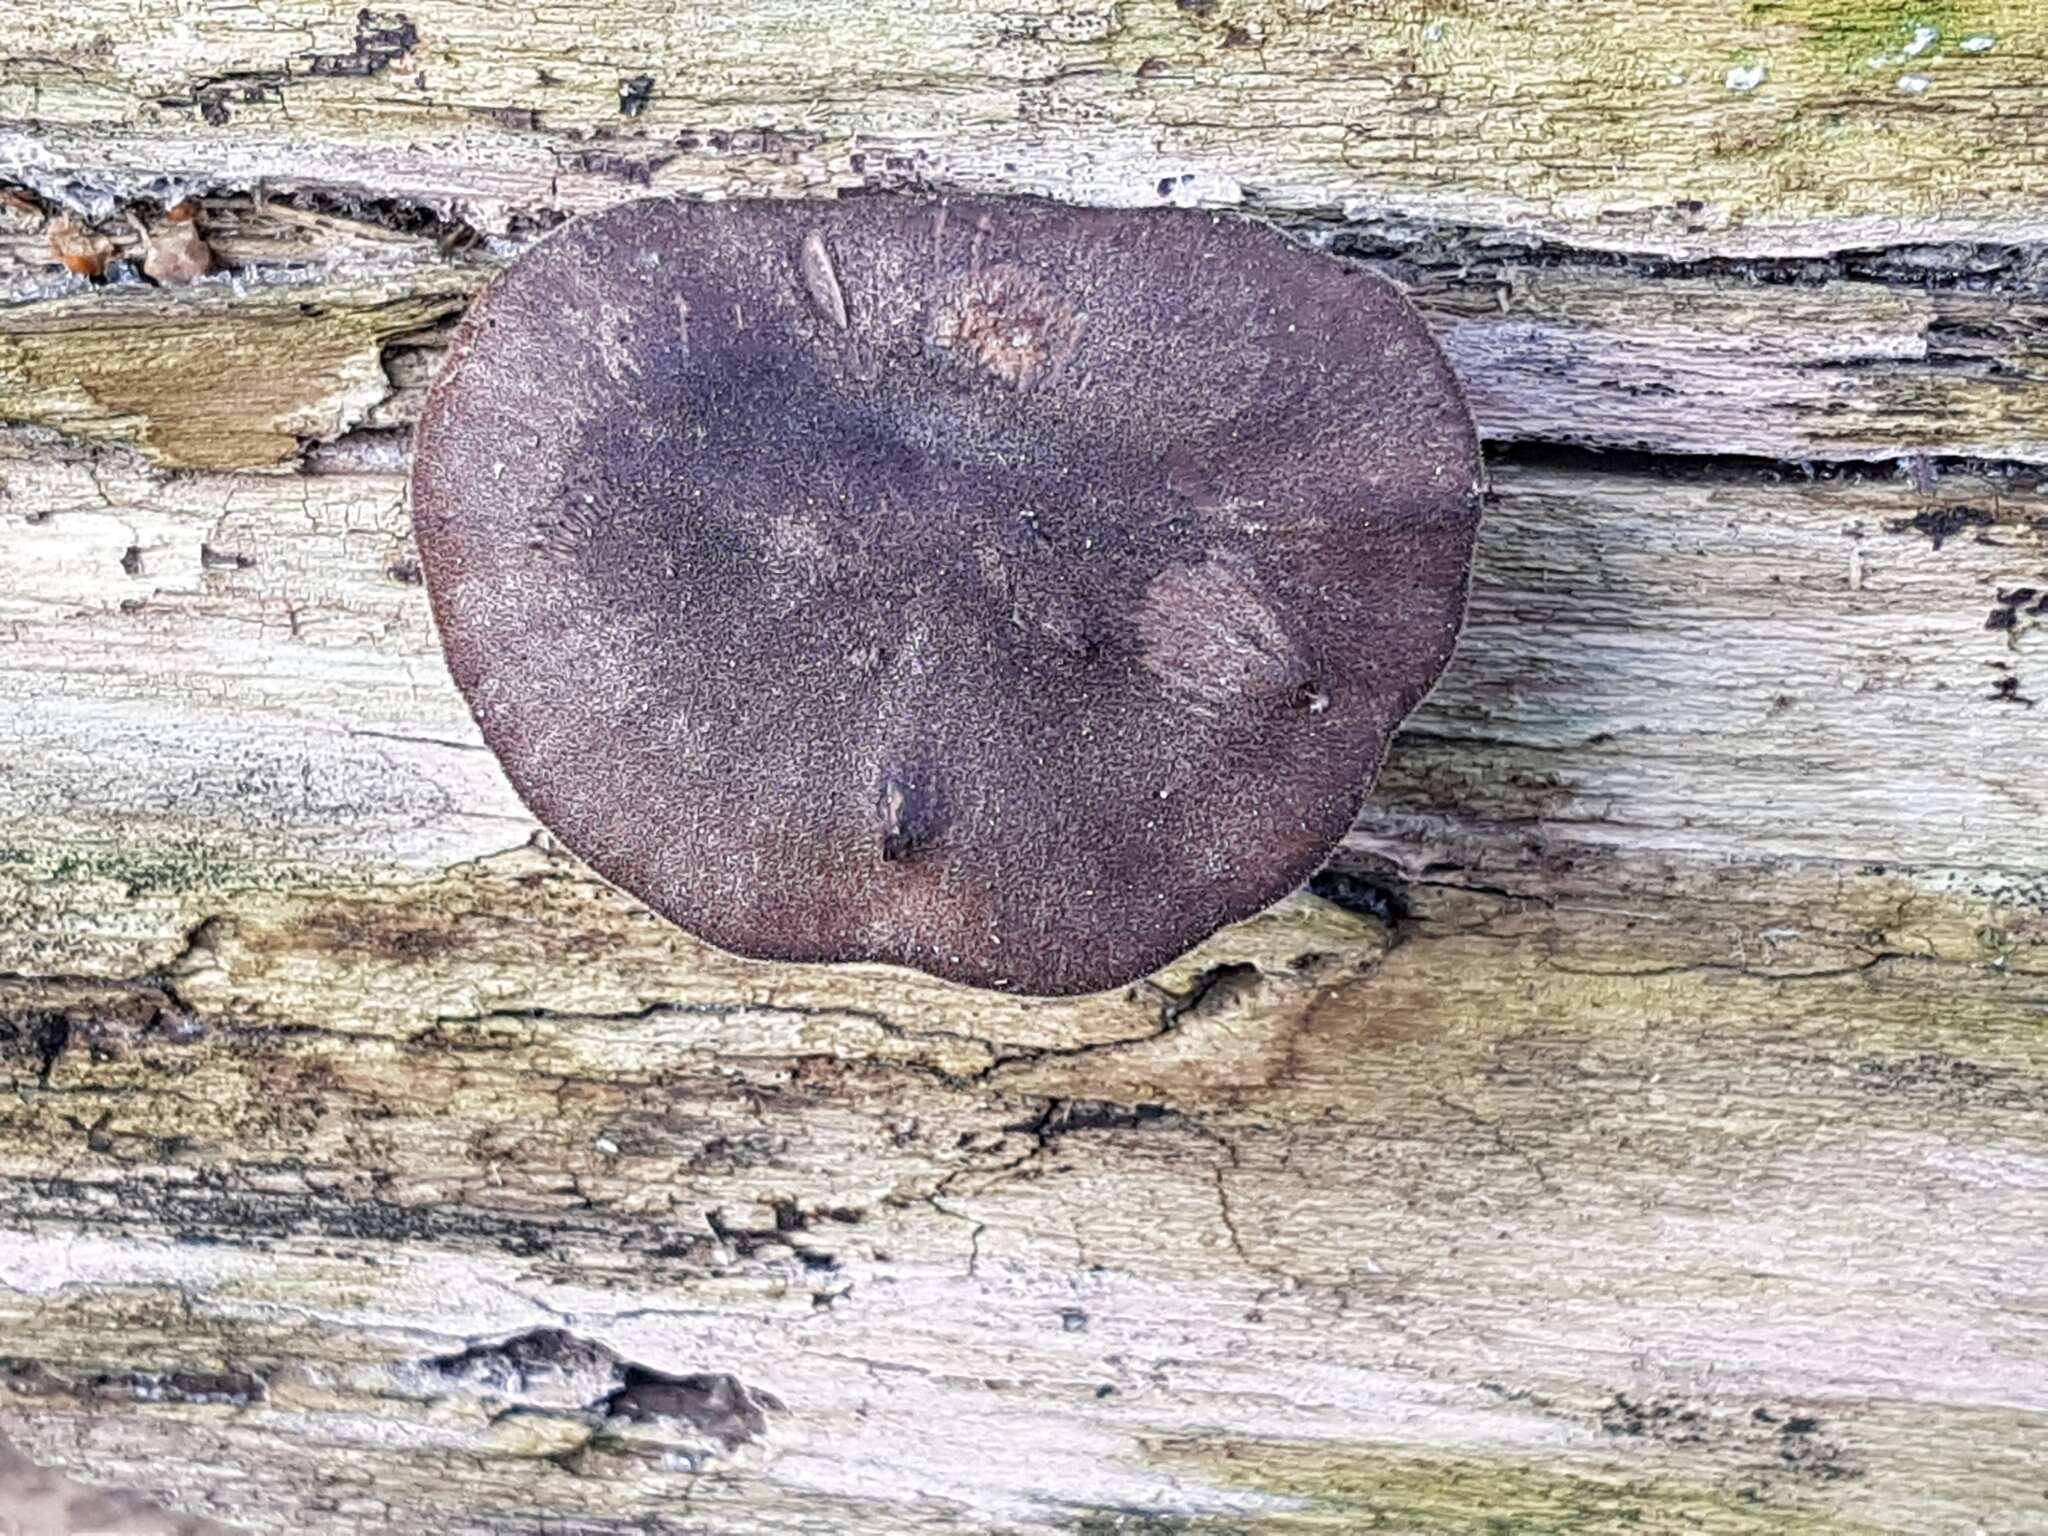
410,196,1480,995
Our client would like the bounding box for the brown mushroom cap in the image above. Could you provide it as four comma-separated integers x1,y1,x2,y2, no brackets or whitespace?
411,195,1480,996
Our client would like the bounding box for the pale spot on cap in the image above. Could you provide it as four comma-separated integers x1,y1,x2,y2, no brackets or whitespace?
409,195,1481,995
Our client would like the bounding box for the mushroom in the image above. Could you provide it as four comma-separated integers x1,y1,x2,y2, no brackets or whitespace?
410,196,1480,996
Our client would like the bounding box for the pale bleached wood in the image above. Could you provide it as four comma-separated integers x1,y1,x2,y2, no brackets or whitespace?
2,844,2043,1532
6,1,2048,256
1424,261,2048,464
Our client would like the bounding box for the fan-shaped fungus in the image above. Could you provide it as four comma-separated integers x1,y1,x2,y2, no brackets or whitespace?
411,196,1480,995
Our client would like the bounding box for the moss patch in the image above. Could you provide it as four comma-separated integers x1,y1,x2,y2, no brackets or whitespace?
43,841,245,899
1747,0,2013,73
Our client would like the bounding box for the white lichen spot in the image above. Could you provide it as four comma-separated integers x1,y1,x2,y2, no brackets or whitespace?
1726,63,1767,92
1422,19,1443,41
1961,34,1996,52
1902,23,1940,58
1898,72,1932,91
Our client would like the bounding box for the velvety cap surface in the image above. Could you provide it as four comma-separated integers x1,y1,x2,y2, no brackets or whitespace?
411,196,1480,995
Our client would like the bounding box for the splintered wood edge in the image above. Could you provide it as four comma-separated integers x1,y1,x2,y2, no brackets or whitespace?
5,212,2048,470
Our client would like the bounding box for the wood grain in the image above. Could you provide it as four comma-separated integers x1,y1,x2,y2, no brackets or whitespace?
2,430,2044,1530
0,1434,228,1536
6,1,2048,255
6,439,2043,947
5,1,2048,1529
7,201,2048,469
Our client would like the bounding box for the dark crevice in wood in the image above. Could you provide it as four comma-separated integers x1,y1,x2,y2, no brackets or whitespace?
303,422,2048,487
1321,215,2048,296
1480,439,2048,490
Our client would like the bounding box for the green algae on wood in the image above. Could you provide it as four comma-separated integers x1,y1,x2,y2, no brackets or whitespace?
1748,0,2012,72
1133,1438,1887,1535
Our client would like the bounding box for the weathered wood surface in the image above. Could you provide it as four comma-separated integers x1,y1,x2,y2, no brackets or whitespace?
8,202,2048,469
0,1434,225,1536
3,2,2048,1533
7,0,2048,255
